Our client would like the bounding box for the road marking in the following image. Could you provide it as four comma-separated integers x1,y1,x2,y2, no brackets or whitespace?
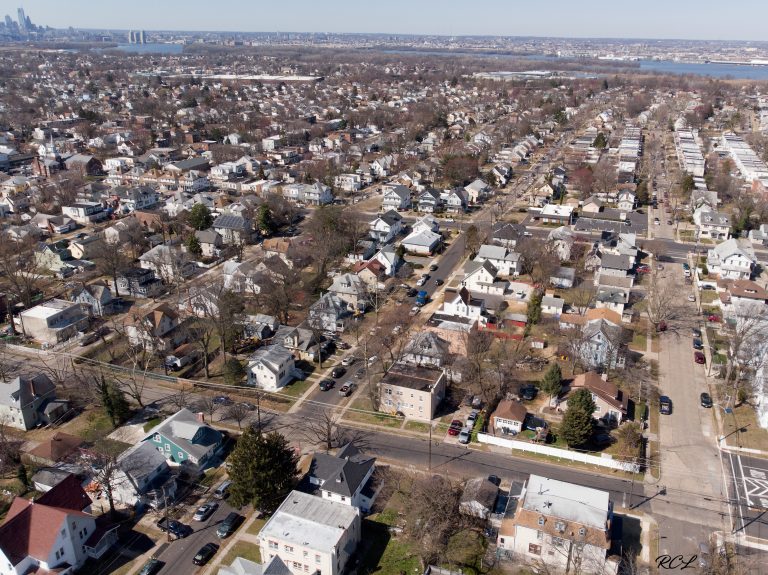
749,469,766,480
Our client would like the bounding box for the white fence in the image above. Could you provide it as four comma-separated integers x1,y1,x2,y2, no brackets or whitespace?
477,433,640,473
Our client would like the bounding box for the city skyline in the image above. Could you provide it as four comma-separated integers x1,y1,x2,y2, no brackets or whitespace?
3,0,768,42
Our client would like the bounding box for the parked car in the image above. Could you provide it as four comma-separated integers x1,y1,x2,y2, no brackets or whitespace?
406,288,418,297
341,356,356,366
467,410,479,425
339,383,356,397
78,331,100,346
331,366,346,378
434,278,444,286
367,355,378,365
193,543,219,566
448,420,463,436
636,265,651,274
693,338,704,350
429,264,439,271
700,392,713,408
458,427,471,444
687,294,696,302
416,277,426,286
213,396,232,406
319,379,335,391
239,402,255,411
487,475,501,486
193,502,218,521
683,263,690,271
216,512,242,538
659,396,672,415
654,218,660,225
138,558,163,575
656,321,667,332
355,368,366,379
213,480,232,500
156,519,189,539
692,327,702,338
694,351,706,364
708,314,720,322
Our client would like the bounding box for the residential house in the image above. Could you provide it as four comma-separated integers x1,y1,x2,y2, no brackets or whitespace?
369,245,401,276
0,374,65,431
273,325,324,362
0,475,119,574
112,441,177,509
353,259,388,290
416,188,443,213
400,227,441,255
693,206,730,240
474,244,520,277
142,408,223,471
104,218,142,245
378,363,446,421
441,287,487,326
539,204,574,225
462,260,507,296
443,188,468,213
213,214,253,246
112,185,158,214
496,475,617,574
559,371,629,426
307,443,377,512
113,267,164,298
412,214,440,235
334,173,362,192
139,244,196,284
258,490,361,575
124,303,183,352
579,317,627,371
30,213,75,234
617,190,635,212
61,202,107,225
550,267,576,289
19,299,89,345
307,292,352,333
329,273,369,313
24,432,84,467
381,184,411,211
195,229,224,258
748,223,768,246
67,235,101,261
402,332,450,368
71,283,113,317
707,238,756,280
491,221,526,249
246,345,298,391
491,399,528,436
541,295,565,316
464,179,491,204
369,210,403,244
581,196,604,213
460,477,500,520
547,227,575,261
34,243,73,274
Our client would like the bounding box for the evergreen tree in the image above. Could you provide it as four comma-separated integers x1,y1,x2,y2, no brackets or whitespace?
568,388,597,415
592,132,607,149
256,205,275,236
189,203,213,231
539,364,563,402
228,429,299,513
223,358,246,386
527,291,542,325
186,234,203,257
559,388,597,447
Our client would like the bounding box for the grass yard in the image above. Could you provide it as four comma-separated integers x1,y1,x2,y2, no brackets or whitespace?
360,519,420,575
246,516,267,536
629,331,648,352
720,402,768,452
442,530,486,575
342,395,403,428
403,421,430,433
699,290,719,304
280,378,315,398
220,541,261,566
143,417,162,432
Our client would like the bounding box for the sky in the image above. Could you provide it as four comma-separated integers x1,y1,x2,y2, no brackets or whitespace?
3,0,768,42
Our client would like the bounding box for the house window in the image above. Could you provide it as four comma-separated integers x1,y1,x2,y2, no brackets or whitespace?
304,566,309,573
55,551,60,560
341,496,346,502
316,554,321,563
528,544,542,555
537,530,544,540
284,545,294,553
268,541,278,550
60,547,64,557
164,444,170,452
153,433,161,442
579,527,586,536
61,529,66,537
179,452,184,459
499,537,505,545
537,517,545,526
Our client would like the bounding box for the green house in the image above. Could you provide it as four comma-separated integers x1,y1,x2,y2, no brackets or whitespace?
142,408,223,470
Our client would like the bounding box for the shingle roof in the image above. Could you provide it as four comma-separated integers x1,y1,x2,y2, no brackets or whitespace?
309,443,375,497
213,214,249,230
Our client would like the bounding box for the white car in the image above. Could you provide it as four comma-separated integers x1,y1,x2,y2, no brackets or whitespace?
688,294,696,302
458,428,471,444
341,356,356,366
444,218,455,222
416,277,426,286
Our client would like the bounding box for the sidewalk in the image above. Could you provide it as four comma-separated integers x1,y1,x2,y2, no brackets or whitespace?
202,511,264,575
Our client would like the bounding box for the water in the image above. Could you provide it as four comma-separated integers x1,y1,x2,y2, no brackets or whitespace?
114,43,183,54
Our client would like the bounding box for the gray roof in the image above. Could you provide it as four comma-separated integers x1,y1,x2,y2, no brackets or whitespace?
213,214,249,231
599,253,632,271
309,443,375,497
145,408,222,460
118,441,167,484
476,244,520,263
552,266,576,281
460,477,499,510
523,475,609,529
541,295,565,309
260,490,359,552
0,374,56,410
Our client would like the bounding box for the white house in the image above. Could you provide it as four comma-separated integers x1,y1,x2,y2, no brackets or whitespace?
474,244,520,277
442,287,486,325
497,475,617,574
381,184,411,211
246,344,297,391
462,260,507,296
258,491,361,575
693,206,730,240
617,190,635,212
369,210,403,244
401,228,441,255
308,443,377,512
707,238,756,280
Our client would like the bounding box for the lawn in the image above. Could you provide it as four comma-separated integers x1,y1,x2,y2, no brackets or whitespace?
143,417,162,432
220,541,261,566
629,331,647,352
720,402,768,452
699,290,719,304
280,379,315,398
360,519,420,575
403,421,430,433
246,516,267,536
442,530,486,575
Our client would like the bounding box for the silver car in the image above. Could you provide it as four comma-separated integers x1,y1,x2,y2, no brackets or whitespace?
458,427,471,444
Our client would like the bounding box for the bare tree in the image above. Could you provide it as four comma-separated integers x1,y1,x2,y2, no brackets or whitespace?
0,233,48,309
196,393,220,422
638,270,680,331
301,408,345,451
169,383,194,412
225,402,250,430
91,238,131,298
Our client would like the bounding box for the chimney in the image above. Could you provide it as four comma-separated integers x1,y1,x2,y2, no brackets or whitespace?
196,412,205,423
601,373,608,381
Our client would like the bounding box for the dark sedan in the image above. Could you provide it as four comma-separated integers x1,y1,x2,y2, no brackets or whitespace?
693,338,704,350
193,543,219,566
700,392,713,408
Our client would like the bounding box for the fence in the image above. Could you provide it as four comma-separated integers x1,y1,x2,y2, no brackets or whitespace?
477,433,640,473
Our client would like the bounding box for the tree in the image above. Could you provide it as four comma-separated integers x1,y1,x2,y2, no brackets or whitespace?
592,132,607,149
464,224,481,256
255,204,275,236
540,364,563,403
560,402,595,448
615,422,643,461
188,203,213,231
527,291,543,325
592,156,616,195
301,408,344,452
94,374,131,428
228,429,299,513
569,387,597,415
225,402,250,430
91,238,130,298
0,233,48,308
570,166,594,199
639,270,680,331
185,234,202,257
223,358,246,386
680,172,695,194
196,394,220,422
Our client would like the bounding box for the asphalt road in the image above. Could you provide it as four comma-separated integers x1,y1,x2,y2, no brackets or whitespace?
155,499,237,575
725,452,768,543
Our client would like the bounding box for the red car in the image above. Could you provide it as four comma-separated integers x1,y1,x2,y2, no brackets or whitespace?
694,351,706,364
448,420,463,436
656,321,667,332
636,265,651,274
708,315,721,322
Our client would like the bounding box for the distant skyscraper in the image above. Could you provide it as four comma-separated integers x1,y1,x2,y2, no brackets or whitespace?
128,30,133,43
139,30,145,44
16,7,26,32
4,15,12,29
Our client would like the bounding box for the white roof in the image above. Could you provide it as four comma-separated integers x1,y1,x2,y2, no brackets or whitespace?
522,475,609,529
259,490,358,551
541,204,574,217
21,298,77,319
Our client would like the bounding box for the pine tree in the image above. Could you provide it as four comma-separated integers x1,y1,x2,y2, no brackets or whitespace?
539,364,563,402
186,234,202,257
559,388,596,447
189,203,213,231
568,388,597,415
228,429,299,513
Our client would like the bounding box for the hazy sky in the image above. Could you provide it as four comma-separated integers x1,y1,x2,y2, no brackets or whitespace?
4,0,768,42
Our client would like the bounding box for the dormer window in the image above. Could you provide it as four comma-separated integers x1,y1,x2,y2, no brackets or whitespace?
537,516,545,526
555,521,566,533
579,527,586,536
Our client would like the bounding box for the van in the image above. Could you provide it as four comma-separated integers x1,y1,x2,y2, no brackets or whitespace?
216,512,242,538
213,480,231,500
